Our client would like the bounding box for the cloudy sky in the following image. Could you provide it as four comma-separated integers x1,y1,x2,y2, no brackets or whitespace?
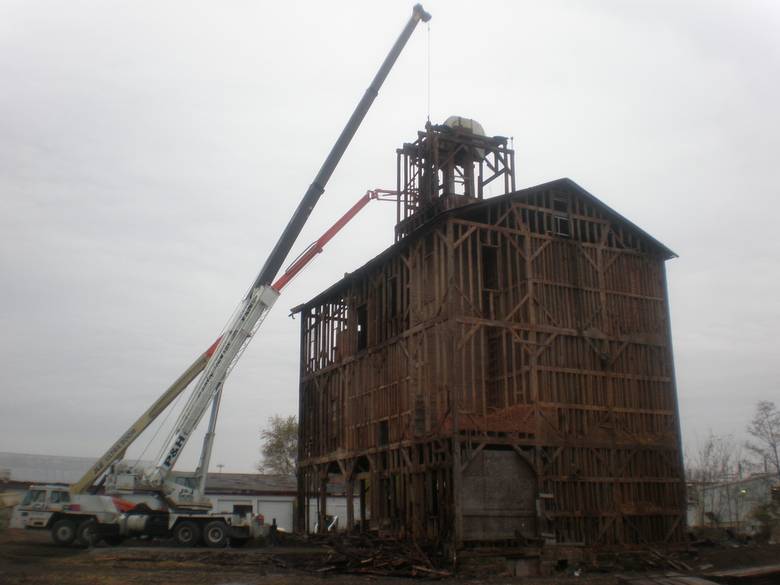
1,0,778,473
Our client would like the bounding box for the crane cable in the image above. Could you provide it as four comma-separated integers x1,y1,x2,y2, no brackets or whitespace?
130,383,189,470
426,21,431,122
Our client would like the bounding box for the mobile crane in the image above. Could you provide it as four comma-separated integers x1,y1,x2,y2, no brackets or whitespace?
13,5,430,547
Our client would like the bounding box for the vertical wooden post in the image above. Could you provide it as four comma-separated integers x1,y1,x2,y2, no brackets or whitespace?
296,471,306,534
445,220,464,550
359,477,367,531
318,468,328,534
346,476,355,533
339,458,355,533
296,309,308,534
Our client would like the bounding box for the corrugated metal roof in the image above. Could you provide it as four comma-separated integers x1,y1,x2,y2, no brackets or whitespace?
200,472,296,494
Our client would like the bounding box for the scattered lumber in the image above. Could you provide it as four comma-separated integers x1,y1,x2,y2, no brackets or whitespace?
300,533,451,579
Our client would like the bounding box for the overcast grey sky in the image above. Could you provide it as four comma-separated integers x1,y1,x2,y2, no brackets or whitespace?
1,0,778,473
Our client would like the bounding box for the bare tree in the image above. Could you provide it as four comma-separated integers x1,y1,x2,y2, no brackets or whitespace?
745,400,780,478
686,433,746,527
257,415,298,475
686,432,741,483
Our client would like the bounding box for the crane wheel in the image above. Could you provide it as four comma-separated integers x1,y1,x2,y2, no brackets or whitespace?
203,521,228,548
76,518,100,547
173,521,201,547
51,518,78,546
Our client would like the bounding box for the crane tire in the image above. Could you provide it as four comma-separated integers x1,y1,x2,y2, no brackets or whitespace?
51,518,78,546
76,518,100,547
203,521,228,548
173,521,201,547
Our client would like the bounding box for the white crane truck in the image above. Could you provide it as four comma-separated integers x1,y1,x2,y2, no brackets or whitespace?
13,4,430,548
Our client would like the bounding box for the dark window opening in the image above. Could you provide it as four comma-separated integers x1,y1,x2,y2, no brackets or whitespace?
356,304,368,351
388,277,399,318
553,197,568,213
482,245,499,290
554,215,571,237
378,420,389,446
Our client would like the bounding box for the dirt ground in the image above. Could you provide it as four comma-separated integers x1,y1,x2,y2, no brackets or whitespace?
0,529,620,585
2,528,779,585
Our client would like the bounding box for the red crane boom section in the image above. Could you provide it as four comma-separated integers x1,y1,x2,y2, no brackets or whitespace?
197,189,392,359
271,189,395,292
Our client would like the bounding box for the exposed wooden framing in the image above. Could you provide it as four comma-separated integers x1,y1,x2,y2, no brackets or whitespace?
296,129,684,553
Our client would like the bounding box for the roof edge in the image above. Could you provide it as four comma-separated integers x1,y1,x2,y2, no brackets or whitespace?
293,177,677,311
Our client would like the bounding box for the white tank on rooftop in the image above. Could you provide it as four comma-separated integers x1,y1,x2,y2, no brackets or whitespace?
443,116,487,161
443,116,486,137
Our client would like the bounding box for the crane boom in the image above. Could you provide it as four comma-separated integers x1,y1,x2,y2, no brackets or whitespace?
272,189,396,290
252,4,430,289
156,6,430,488
68,3,429,502
69,338,222,494
69,187,392,495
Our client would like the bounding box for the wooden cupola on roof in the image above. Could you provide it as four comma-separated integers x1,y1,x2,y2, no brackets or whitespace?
394,117,516,241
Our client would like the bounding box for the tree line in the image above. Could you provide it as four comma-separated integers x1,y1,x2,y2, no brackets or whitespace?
686,400,780,482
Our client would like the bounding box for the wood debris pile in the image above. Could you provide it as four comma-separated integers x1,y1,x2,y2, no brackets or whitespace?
304,533,451,579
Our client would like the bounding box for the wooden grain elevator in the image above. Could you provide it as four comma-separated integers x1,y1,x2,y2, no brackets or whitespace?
295,119,686,553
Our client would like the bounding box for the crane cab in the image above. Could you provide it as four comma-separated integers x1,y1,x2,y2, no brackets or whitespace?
12,485,73,529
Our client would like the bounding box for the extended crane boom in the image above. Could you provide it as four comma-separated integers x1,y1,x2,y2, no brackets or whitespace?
68,338,222,495
155,6,430,498
272,189,396,291
254,4,430,289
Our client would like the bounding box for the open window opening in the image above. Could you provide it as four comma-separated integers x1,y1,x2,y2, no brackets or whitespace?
388,276,399,319
378,419,389,446
554,215,571,237
481,245,499,290
356,304,368,351
553,197,571,237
